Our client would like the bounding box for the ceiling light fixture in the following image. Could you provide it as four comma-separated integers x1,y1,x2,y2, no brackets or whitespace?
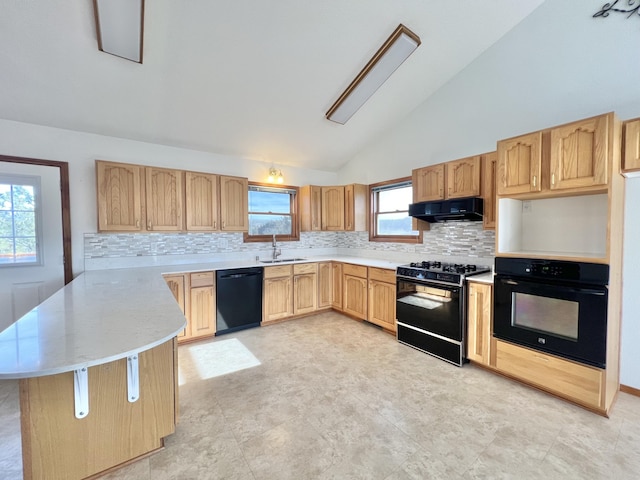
268,167,284,184
326,24,421,125
93,0,145,63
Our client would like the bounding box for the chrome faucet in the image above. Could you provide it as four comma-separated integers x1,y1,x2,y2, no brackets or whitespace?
271,234,282,260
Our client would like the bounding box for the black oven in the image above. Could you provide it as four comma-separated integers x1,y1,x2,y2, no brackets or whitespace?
494,257,609,368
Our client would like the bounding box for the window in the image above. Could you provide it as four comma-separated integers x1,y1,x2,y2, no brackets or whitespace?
244,183,299,242
0,175,41,265
369,177,421,243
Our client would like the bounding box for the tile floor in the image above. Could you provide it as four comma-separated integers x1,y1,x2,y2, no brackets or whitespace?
1,311,639,479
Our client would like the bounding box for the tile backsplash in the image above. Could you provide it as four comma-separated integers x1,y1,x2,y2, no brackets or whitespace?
84,221,495,269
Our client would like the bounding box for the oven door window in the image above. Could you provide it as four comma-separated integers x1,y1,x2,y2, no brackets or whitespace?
396,280,461,341
512,292,579,341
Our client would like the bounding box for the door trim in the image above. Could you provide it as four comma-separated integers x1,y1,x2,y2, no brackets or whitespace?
0,155,72,284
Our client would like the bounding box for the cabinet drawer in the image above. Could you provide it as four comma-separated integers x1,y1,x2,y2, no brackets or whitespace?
495,340,603,408
264,265,292,279
190,271,214,287
368,267,395,284
342,263,367,278
293,263,317,275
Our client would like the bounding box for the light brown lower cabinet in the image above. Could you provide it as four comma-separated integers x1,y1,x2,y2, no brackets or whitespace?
494,339,604,410
263,265,294,323
342,264,368,320
466,281,492,365
164,272,216,342
317,262,332,309
331,262,343,310
293,263,318,315
367,267,396,332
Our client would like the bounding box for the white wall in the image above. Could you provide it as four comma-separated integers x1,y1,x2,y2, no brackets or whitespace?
338,0,640,389
0,119,339,276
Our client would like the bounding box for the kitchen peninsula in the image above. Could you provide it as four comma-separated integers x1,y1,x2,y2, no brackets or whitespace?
0,269,186,480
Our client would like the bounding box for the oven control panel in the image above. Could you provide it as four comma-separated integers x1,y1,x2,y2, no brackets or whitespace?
495,257,609,285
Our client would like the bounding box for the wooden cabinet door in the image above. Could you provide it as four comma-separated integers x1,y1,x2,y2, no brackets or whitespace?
189,286,215,338
466,282,492,365
321,186,345,230
145,167,184,231
482,152,497,230
446,156,481,199
343,274,367,320
497,131,542,195
96,161,143,232
344,184,368,231
219,175,248,231
331,262,343,310
263,276,293,322
412,164,445,202
294,273,317,315
185,171,218,231
164,274,187,338
367,280,396,332
624,118,640,173
317,262,332,309
550,114,609,191
300,185,322,231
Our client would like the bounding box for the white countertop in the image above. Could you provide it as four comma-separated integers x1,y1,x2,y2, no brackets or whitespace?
0,255,401,380
466,272,494,285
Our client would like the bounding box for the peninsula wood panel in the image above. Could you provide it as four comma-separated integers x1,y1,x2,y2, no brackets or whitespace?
19,340,176,480
185,171,218,231
412,164,445,201
495,340,603,409
96,161,142,231
321,186,345,230
497,131,543,195
550,114,609,191
482,152,497,230
466,282,492,365
145,167,184,231
317,262,332,309
446,156,481,199
331,262,343,310
219,175,248,231
623,118,640,172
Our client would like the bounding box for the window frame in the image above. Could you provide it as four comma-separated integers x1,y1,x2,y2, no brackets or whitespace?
0,173,43,267
243,182,300,243
369,176,422,244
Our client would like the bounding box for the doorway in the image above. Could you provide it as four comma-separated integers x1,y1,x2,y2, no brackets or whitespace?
0,155,72,331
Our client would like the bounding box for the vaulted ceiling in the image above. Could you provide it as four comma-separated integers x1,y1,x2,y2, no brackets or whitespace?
0,1,546,171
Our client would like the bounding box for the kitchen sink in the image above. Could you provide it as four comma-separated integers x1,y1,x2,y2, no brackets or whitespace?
259,258,307,264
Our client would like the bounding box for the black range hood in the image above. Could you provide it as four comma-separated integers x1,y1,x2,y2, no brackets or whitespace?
409,197,483,223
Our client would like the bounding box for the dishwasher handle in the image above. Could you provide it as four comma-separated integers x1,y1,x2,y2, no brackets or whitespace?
217,268,264,280
220,272,261,279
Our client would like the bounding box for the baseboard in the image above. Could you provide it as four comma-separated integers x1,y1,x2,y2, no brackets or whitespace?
620,384,640,397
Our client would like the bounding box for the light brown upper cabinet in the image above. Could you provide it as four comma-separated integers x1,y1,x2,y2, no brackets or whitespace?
412,164,445,202
145,167,184,231
623,118,640,174
185,171,218,231
412,156,481,202
497,113,616,197
321,186,345,230
482,152,498,230
219,175,249,231
300,184,368,232
497,131,543,196
550,114,609,191
96,161,143,232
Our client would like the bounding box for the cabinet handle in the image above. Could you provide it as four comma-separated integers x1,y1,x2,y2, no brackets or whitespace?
213,221,217,229
148,221,152,229
533,354,550,363
551,173,556,186
136,219,140,228
532,175,537,187
222,221,225,228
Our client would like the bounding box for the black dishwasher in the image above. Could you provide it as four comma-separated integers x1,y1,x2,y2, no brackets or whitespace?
216,267,263,335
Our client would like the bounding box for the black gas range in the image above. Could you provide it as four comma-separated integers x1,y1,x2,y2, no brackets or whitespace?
397,261,491,286
396,260,491,366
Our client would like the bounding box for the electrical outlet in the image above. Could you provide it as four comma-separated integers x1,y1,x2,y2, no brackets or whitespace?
522,200,532,213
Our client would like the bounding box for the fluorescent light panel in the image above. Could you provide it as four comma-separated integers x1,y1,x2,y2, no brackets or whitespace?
93,0,145,63
326,24,420,125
